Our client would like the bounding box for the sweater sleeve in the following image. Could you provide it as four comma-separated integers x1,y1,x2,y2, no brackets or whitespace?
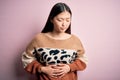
21,36,43,74
68,54,88,72
68,36,88,72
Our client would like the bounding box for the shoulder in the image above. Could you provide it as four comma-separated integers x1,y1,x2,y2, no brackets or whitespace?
34,33,46,39
29,33,46,43
34,33,44,37
71,34,81,40
71,34,84,44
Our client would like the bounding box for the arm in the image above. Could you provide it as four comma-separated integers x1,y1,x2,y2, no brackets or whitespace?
22,52,43,74
68,37,88,72
21,37,43,74
68,54,88,72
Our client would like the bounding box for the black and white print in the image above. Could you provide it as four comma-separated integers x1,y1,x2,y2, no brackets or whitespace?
33,48,77,65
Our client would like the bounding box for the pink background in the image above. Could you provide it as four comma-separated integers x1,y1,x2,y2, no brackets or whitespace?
0,0,120,80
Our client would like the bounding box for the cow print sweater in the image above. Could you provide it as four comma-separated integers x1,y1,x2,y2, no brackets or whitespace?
22,33,88,80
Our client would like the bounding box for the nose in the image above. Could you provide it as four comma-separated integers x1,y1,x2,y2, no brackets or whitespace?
62,21,66,26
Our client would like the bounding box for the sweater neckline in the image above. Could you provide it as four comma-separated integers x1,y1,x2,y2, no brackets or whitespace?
42,33,73,41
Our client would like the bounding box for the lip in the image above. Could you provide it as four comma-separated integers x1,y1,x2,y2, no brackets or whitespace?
60,27,66,30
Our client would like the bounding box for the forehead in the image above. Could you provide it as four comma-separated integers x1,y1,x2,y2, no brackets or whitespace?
55,11,71,18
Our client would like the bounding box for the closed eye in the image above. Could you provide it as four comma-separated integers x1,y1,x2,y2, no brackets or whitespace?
57,18,63,22
66,19,70,22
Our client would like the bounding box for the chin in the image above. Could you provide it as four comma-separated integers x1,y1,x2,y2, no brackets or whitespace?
60,29,67,33
60,31,66,33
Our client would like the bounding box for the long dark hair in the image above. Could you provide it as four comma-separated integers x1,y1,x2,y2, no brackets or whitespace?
41,2,72,34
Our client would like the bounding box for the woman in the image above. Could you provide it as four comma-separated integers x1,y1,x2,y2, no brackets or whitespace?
22,2,88,80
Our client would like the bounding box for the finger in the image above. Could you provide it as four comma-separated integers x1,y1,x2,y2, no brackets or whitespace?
52,73,60,78
52,66,60,69
52,67,63,71
52,69,64,77
58,73,66,78
49,65,57,68
51,75,58,78
53,69,64,74
57,64,65,66
56,71,65,76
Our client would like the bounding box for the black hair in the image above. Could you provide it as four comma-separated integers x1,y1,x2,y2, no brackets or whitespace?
41,2,72,34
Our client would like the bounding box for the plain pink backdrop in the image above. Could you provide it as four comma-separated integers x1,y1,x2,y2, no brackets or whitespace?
0,0,120,80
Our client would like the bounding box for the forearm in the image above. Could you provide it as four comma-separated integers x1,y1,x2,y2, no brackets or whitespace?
25,60,43,74
68,59,87,72
22,51,43,74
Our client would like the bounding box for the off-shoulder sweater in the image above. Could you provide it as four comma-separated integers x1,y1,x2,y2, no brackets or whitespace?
22,33,88,80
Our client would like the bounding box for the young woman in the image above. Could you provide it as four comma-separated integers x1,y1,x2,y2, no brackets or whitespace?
22,2,88,80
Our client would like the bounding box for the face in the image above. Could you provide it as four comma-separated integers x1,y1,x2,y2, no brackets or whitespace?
51,11,71,33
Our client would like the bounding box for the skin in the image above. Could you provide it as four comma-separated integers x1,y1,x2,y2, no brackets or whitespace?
40,11,72,78
46,11,71,40
51,11,71,34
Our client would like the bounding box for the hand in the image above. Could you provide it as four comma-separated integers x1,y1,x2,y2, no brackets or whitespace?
53,64,70,78
40,65,64,78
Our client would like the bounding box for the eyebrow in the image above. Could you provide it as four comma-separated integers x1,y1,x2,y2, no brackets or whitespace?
57,17,70,19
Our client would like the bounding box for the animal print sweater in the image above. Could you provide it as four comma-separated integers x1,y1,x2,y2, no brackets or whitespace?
22,33,88,80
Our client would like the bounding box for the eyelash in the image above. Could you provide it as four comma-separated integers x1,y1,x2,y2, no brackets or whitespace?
58,19,62,21
66,20,70,22
57,19,70,22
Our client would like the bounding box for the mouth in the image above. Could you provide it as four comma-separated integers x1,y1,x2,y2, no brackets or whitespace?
60,27,66,30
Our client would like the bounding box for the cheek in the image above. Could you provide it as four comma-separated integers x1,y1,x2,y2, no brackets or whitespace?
54,22,62,27
53,22,61,30
66,22,71,27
